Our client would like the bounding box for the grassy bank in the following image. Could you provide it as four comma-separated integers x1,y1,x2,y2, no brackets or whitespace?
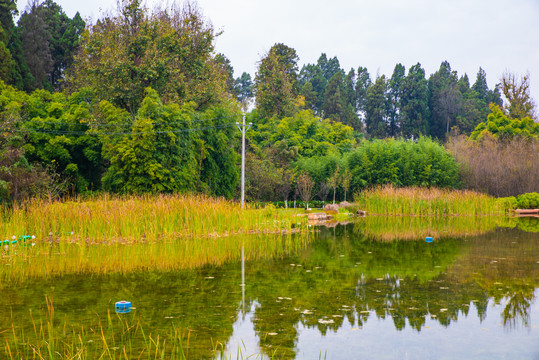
0,194,313,285
354,186,508,216
1,194,304,244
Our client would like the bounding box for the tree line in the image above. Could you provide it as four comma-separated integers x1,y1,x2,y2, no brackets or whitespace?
0,0,537,205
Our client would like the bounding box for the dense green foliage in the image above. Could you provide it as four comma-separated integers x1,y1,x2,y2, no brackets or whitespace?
0,81,239,201
68,1,229,113
0,0,536,203
516,192,539,209
347,138,460,190
0,0,84,91
290,55,505,140
470,104,539,140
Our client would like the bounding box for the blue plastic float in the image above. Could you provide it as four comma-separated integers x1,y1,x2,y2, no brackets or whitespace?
115,301,132,313
425,237,433,243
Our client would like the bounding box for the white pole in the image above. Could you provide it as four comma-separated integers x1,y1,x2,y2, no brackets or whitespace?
236,115,251,209
241,114,246,208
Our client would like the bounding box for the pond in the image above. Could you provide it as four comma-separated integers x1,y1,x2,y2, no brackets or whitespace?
1,217,538,359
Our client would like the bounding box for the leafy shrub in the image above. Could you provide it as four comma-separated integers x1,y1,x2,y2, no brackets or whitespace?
347,137,460,193
516,192,539,209
497,196,517,211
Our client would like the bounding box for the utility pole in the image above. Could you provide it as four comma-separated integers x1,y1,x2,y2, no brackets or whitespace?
236,114,252,209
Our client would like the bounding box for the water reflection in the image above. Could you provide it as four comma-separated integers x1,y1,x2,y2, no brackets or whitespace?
0,219,538,359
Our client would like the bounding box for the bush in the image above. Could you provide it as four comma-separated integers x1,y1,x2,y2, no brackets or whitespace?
347,137,460,193
447,135,539,197
516,192,539,209
497,196,517,211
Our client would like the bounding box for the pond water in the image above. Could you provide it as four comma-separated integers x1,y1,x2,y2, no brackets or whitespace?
1,218,538,359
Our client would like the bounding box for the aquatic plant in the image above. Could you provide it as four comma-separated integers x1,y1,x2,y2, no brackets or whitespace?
354,185,507,216
0,193,306,244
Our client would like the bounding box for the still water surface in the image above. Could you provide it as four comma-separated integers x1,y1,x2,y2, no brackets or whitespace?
1,219,538,359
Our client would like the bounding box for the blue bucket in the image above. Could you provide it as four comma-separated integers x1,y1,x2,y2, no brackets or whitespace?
115,301,131,313
425,237,433,243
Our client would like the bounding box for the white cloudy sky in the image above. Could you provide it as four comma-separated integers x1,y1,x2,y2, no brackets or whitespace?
17,0,539,105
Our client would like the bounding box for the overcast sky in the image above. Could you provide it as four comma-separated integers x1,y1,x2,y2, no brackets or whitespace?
17,0,539,106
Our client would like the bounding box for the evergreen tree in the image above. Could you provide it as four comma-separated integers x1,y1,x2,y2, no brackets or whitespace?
365,75,389,138
388,63,405,136
0,25,13,81
235,72,253,104
318,53,341,81
300,81,317,111
428,61,460,138
471,67,489,101
36,0,85,89
254,43,298,119
299,62,325,114
355,66,371,127
323,71,344,121
401,63,429,138
18,1,53,90
215,53,235,95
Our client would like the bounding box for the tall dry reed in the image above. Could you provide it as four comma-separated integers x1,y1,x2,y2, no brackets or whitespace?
355,185,506,216
0,193,305,244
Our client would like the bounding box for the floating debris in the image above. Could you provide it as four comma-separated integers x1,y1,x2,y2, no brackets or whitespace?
306,270,312,273
440,308,448,312
204,276,214,279
267,332,278,336
318,319,334,325
440,287,449,290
